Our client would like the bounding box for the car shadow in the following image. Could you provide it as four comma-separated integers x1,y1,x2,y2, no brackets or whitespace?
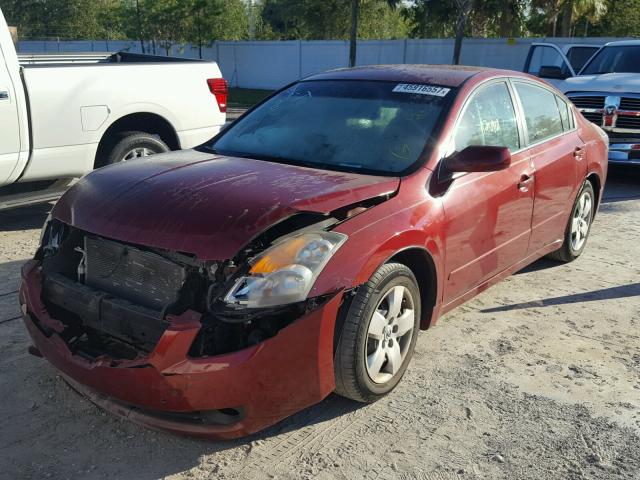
481,282,640,313
515,257,560,274
0,256,365,479
0,202,52,232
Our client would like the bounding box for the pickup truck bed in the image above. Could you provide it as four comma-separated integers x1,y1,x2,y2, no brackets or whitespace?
17,51,206,65
0,7,227,209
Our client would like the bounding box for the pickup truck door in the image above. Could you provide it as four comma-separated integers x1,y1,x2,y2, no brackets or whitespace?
0,43,20,185
523,43,575,88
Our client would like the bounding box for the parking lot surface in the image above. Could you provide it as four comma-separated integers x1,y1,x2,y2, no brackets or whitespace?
1,169,639,480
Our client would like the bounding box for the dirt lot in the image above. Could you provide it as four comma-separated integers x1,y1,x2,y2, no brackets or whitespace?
1,168,639,480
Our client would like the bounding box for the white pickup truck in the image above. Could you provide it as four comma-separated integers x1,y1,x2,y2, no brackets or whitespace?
0,9,226,210
525,41,640,166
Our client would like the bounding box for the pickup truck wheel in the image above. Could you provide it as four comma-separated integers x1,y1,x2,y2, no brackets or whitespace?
334,263,420,403
104,132,169,166
547,180,595,263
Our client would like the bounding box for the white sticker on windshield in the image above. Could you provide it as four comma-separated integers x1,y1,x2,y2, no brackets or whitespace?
392,84,450,97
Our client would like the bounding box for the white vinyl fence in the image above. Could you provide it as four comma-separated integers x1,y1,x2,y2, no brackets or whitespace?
17,37,624,90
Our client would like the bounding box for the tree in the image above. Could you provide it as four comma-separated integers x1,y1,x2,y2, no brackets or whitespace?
349,0,359,67
528,0,607,37
452,0,471,64
260,0,408,41
134,0,145,52
588,0,640,37
143,0,189,55
569,0,607,36
408,0,526,39
468,0,526,37
348,0,403,67
1,0,123,39
185,0,224,58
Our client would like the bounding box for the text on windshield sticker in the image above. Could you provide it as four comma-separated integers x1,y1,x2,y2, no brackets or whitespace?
392,84,450,97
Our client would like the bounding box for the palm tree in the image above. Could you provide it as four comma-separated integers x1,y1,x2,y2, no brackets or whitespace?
349,0,401,68
559,0,607,36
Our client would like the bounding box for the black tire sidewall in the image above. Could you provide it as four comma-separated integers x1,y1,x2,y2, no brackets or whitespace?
352,265,421,397
106,133,169,166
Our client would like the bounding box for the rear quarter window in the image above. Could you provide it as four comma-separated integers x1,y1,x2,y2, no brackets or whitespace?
555,96,572,131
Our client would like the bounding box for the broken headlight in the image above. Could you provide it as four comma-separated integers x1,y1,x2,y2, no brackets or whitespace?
224,232,347,308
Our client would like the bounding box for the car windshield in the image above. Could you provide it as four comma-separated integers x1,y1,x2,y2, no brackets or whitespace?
580,45,640,75
207,80,451,175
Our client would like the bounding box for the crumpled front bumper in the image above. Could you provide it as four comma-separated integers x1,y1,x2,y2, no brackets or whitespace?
19,260,342,439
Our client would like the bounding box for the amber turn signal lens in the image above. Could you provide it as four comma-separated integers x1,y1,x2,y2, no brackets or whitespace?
250,237,308,274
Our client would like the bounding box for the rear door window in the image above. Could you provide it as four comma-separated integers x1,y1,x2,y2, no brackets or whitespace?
514,82,564,144
452,81,520,154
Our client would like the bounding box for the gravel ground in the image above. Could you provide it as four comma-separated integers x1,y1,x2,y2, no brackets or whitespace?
0,168,639,480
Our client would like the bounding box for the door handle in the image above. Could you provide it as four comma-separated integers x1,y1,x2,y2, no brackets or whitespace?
518,173,534,192
0,91,8,100
573,146,585,159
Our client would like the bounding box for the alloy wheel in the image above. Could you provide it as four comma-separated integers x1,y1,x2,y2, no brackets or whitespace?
365,285,415,384
570,189,593,251
122,147,153,162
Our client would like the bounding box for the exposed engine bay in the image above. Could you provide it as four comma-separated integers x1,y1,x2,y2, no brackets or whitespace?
35,198,387,362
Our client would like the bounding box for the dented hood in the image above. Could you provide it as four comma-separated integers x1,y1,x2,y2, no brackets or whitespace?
53,150,399,260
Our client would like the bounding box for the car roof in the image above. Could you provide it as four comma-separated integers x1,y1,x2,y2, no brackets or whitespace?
304,64,504,88
604,40,640,47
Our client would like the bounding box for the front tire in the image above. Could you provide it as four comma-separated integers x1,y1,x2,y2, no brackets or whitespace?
547,180,595,263
334,263,420,403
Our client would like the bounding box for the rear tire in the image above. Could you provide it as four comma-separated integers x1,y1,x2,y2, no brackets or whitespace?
334,263,420,403
102,132,169,167
547,180,595,263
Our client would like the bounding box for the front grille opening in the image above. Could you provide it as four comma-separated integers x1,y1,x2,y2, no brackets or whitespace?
39,222,206,357
568,96,605,109
84,236,187,311
581,112,602,125
616,117,640,129
620,97,640,110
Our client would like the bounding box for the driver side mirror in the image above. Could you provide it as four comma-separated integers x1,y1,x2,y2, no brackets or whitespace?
538,65,570,79
447,146,512,173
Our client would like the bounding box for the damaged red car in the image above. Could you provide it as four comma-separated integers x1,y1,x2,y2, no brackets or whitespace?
20,65,608,439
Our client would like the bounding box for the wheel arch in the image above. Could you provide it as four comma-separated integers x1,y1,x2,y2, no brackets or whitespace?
386,247,438,330
94,112,180,168
586,171,602,214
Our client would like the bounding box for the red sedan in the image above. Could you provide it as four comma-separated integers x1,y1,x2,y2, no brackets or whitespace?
20,65,608,438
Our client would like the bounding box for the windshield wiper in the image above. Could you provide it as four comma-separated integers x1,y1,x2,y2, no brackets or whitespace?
201,145,219,154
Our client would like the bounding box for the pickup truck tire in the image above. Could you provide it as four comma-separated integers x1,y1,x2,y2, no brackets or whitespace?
103,132,169,166
547,180,595,263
